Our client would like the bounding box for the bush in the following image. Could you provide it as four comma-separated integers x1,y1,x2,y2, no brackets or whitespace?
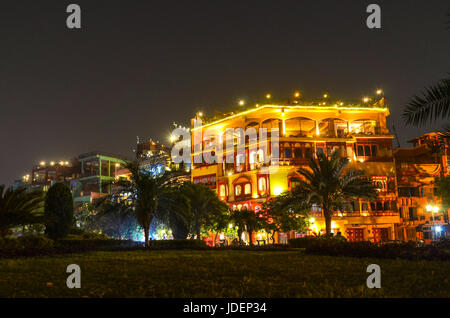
213,244,294,251
289,237,450,261
55,238,136,253
148,239,208,249
44,183,73,239
0,235,55,257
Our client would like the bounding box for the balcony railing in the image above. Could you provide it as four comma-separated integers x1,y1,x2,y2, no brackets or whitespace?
310,210,399,218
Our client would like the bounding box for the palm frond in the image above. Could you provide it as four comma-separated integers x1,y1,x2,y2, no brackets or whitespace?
403,78,450,126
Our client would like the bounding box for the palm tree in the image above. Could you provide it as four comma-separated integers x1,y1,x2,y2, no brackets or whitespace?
233,208,263,246
403,78,450,128
176,182,229,240
403,13,450,130
0,185,44,237
118,158,184,246
95,201,135,240
285,150,377,236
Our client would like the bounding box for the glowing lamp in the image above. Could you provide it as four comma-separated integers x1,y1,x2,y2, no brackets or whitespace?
273,186,283,196
265,93,271,99
376,89,383,95
238,99,245,106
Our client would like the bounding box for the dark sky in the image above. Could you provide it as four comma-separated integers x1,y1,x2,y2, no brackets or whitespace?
0,0,449,185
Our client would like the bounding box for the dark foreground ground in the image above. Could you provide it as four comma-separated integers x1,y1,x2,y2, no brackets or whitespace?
0,250,449,297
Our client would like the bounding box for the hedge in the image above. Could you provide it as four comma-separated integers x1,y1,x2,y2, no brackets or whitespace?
147,239,208,249
289,237,450,261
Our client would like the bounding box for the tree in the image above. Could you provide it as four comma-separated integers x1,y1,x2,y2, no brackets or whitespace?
230,208,265,246
0,185,44,237
94,201,137,240
118,158,184,246
175,182,229,240
403,78,450,129
279,150,377,236
403,14,450,131
262,194,309,242
44,183,74,239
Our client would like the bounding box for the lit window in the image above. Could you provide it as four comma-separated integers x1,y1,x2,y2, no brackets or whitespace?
244,183,251,195
258,177,267,193
235,185,242,196
219,184,226,197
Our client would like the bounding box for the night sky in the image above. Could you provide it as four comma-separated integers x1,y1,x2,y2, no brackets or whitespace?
0,0,449,185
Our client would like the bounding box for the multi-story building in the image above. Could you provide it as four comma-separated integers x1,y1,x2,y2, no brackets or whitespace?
190,95,400,243
73,151,128,204
30,160,79,192
394,132,450,242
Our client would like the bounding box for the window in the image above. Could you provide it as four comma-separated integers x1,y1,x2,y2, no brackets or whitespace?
219,184,227,197
294,148,302,158
364,145,371,156
244,183,251,195
371,145,377,157
235,185,242,196
317,147,324,156
284,148,292,158
289,178,301,191
305,148,312,158
258,177,267,193
357,145,364,156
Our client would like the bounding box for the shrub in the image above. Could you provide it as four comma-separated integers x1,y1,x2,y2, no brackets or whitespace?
291,237,450,261
148,239,208,249
55,238,136,253
44,183,74,239
213,244,294,251
0,235,55,257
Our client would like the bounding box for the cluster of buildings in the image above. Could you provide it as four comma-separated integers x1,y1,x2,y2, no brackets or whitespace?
17,91,450,244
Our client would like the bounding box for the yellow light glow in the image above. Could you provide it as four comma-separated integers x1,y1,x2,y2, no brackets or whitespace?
228,171,232,176
376,89,383,95
432,206,439,213
253,194,259,199
50,161,55,166
265,93,271,99
40,161,45,166
169,135,176,142
115,163,120,167
294,91,300,98
363,97,369,103
191,105,388,131
198,112,203,117
273,186,284,196
59,161,64,165
238,99,245,106
323,93,328,98
331,221,337,229
426,205,432,212
309,217,315,224
65,161,69,165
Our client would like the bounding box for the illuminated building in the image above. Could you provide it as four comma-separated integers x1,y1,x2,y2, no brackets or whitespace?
190,95,401,243
394,132,450,242
30,160,79,192
73,151,128,204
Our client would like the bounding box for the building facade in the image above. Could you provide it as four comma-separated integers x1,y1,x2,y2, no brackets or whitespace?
190,98,401,243
394,133,450,243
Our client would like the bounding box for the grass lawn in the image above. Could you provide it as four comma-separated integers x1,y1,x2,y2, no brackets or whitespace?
0,249,449,297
